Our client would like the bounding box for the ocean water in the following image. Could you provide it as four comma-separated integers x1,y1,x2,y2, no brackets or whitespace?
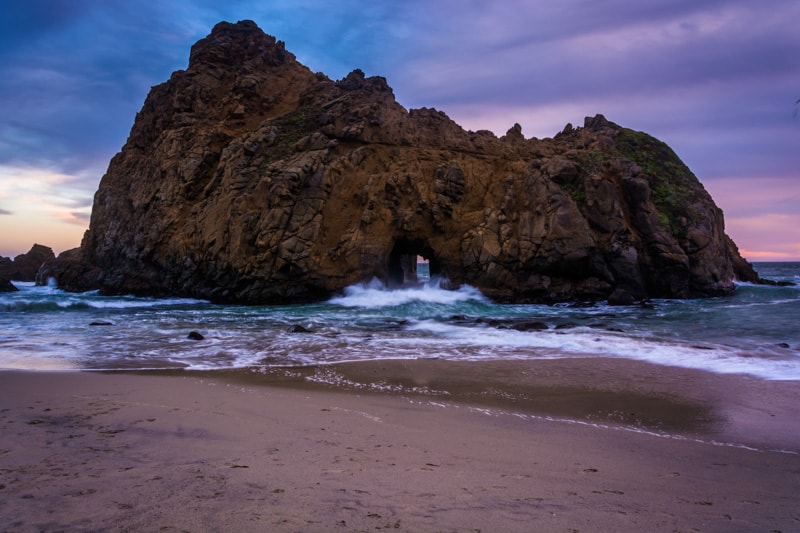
1,263,798,380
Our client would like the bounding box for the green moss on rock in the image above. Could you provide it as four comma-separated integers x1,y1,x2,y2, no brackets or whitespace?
270,105,323,158
614,128,697,238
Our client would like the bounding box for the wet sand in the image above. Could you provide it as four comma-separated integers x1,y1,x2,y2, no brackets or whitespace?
1,359,799,532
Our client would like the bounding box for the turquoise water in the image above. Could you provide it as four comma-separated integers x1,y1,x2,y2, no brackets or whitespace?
1,263,798,379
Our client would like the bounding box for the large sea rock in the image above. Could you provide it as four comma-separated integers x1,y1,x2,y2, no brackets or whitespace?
40,20,758,303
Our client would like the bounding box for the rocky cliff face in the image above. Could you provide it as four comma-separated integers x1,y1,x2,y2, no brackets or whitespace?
41,20,758,303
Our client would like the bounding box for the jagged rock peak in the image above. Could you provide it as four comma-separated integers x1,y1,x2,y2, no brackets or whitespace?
503,123,525,141
336,68,393,94
188,19,292,69
584,114,613,132
124,20,321,151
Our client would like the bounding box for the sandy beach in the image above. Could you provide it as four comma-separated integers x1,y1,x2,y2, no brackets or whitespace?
1,360,799,532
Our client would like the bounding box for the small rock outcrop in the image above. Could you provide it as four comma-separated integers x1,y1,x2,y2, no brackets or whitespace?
0,276,17,292
0,244,55,282
40,20,759,303
36,246,103,290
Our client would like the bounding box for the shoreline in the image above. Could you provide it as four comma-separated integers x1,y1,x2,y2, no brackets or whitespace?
1,360,799,531
189,356,800,452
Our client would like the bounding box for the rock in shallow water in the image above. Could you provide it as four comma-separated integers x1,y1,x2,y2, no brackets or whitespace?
511,321,550,332
0,276,18,292
607,288,636,306
39,20,759,304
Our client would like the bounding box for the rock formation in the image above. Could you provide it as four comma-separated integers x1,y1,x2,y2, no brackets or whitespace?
0,276,17,292
0,244,55,282
36,246,102,293
39,20,759,304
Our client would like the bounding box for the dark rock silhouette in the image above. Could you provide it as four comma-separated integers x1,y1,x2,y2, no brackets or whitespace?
0,276,17,292
0,244,55,282
511,322,549,332
39,20,759,304
607,288,636,306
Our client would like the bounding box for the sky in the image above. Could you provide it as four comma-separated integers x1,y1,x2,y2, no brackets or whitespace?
0,0,798,261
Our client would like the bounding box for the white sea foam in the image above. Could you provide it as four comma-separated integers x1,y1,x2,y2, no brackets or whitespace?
328,278,487,308
1,283,207,311
83,296,208,309
0,352,78,371
2,265,799,380
396,320,800,380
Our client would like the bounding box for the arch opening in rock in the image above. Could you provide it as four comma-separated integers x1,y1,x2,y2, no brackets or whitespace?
386,238,441,288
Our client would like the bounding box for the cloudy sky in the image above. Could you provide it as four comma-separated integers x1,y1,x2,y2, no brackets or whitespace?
1,0,798,261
